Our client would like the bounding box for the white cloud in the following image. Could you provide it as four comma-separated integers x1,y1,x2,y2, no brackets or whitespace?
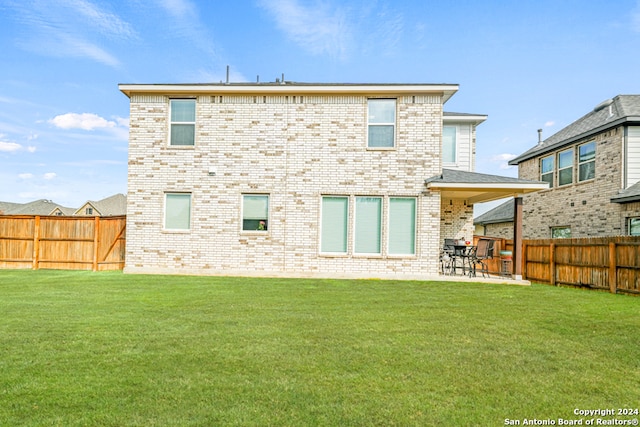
49,113,116,130
18,173,34,179
7,0,134,68
544,121,555,127
27,146,37,153
491,153,518,170
0,141,22,152
43,172,57,180
257,0,352,59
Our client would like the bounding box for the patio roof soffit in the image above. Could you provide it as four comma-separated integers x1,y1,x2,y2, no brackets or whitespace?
424,169,549,204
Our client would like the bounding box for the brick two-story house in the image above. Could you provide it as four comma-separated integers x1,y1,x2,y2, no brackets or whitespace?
119,82,545,279
509,95,640,238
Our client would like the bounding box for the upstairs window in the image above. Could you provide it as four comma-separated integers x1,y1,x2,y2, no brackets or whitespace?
541,155,554,187
242,194,269,231
442,126,457,164
558,149,573,186
170,99,196,146
368,99,396,148
578,141,595,182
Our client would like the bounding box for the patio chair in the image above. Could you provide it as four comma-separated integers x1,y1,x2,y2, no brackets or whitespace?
440,239,457,275
469,239,495,278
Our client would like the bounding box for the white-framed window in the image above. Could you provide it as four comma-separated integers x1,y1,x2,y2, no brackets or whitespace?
165,193,191,230
320,196,349,253
388,197,416,255
442,126,457,164
170,99,196,146
629,218,640,236
85,207,93,215
541,155,554,187
551,226,571,239
558,149,574,186
578,141,595,182
367,99,396,148
354,197,382,254
242,194,269,231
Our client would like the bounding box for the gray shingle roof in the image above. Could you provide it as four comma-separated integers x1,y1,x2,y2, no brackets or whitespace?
474,199,514,224
425,168,544,185
509,95,640,165
0,199,69,215
611,181,640,203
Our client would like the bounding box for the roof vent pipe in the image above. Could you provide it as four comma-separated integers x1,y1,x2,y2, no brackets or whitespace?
226,65,230,84
281,73,285,84
537,128,543,144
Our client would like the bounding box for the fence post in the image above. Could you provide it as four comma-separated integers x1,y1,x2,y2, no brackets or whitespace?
93,216,100,272
32,216,40,270
549,243,556,286
521,241,527,279
609,242,617,294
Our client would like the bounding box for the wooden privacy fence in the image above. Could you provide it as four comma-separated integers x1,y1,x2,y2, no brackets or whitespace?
0,215,126,271
522,236,640,295
479,235,640,295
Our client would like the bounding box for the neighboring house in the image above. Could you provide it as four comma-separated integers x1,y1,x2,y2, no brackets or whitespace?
474,198,514,238
509,95,640,238
0,194,126,217
73,193,127,216
119,81,546,279
0,199,70,216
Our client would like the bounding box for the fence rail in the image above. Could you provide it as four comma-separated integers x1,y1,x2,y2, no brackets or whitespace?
0,215,126,271
479,235,640,295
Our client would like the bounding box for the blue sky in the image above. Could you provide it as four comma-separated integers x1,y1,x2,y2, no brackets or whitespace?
1,0,640,213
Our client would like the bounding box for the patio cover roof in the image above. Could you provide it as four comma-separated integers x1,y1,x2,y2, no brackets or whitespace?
425,169,549,204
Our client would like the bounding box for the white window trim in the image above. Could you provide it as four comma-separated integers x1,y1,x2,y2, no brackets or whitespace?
540,155,554,188
319,195,350,256
442,126,458,166
353,196,384,256
557,149,574,186
387,197,417,257
241,194,270,233
577,141,596,182
367,99,396,150
163,192,192,232
169,99,196,147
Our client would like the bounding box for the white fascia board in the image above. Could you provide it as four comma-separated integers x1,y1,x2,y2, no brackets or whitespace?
443,115,488,125
426,182,549,192
118,83,459,100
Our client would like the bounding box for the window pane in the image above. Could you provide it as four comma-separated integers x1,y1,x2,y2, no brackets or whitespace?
552,227,571,239
579,142,595,162
165,194,191,230
541,156,554,174
243,195,268,230
541,173,554,187
630,218,640,236
368,99,395,123
558,167,573,186
579,161,595,181
368,126,394,147
321,197,348,253
355,197,382,254
389,198,416,255
170,124,195,146
171,100,195,122
558,150,573,168
443,127,456,163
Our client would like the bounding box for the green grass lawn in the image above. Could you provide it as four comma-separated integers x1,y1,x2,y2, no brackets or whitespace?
0,270,638,426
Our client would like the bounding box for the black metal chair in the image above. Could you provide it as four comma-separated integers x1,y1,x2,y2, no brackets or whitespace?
469,239,495,278
440,239,458,275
